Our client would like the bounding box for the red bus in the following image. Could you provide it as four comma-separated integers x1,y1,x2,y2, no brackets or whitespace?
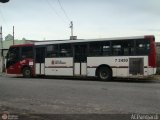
6,35,156,80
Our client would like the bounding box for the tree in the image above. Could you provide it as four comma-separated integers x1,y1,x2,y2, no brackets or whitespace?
5,34,13,41
22,37,27,40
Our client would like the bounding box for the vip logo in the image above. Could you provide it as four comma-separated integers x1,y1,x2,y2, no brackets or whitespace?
51,60,66,65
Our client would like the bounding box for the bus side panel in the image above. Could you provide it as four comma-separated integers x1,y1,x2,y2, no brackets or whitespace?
41,63,45,74
35,63,40,74
87,68,96,76
87,57,130,77
45,68,73,76
147,68,156,75
6,62,22,74
116,68,129,77
45,57,73,76
87,56,149,77
81,63,87,76
35,63,45,75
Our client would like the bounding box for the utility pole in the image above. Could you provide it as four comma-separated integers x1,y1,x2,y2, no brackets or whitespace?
13,26,14,45
70,21,73,37
0,26,3,73
69,21,77,40
0,26,3,56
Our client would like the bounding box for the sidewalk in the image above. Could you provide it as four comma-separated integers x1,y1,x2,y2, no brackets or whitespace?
152,75,160,80
0,72,6,76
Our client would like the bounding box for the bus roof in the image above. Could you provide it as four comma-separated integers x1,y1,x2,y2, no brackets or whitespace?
35,35,154,46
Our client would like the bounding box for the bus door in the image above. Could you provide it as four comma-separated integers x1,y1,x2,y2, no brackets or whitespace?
74,45,87,76
35,47,45,75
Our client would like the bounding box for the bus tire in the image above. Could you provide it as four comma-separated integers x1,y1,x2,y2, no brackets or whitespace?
22,67,31,78
97,66,112,81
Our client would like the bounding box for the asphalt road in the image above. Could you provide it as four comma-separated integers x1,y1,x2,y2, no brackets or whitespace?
0,76,160,119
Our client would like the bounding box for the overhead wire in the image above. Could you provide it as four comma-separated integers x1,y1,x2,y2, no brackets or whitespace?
57,0,70,22
46,0,67,24
56,0,73,36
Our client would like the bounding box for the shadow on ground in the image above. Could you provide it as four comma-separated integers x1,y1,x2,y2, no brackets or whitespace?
11,75,159,84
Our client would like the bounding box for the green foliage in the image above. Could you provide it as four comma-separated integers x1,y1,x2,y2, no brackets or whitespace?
22,37,27,40
5,34,13,41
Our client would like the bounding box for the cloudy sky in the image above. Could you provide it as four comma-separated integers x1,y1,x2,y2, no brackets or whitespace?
0,0,160,41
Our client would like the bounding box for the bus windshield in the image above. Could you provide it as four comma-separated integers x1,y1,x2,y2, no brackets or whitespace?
7,47,20,61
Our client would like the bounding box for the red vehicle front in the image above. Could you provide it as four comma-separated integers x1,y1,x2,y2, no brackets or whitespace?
6,44,35,77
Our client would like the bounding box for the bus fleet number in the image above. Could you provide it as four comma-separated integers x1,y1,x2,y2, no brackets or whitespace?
115,59,128,62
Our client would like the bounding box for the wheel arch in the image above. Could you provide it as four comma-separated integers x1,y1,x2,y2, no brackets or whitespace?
21,65,31,73
95,64,112,77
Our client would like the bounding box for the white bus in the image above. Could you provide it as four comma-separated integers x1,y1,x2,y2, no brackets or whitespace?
6,35,156,80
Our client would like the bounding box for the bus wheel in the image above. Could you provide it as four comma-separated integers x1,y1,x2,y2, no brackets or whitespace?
98,67,112,81
22,67,31,78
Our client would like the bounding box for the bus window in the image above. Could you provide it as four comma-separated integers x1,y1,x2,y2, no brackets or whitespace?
122,40,134,55
21,46,33,59
112,41,122,56
59,44,72,57
89,42,102,56
102,41,111,56
111,40,135,56
46,45,58,57
136,39,149,55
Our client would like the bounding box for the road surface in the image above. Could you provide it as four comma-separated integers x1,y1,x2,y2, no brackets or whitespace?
0,76,160,119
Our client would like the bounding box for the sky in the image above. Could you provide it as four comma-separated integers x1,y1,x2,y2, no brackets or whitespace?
0,0,160,41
